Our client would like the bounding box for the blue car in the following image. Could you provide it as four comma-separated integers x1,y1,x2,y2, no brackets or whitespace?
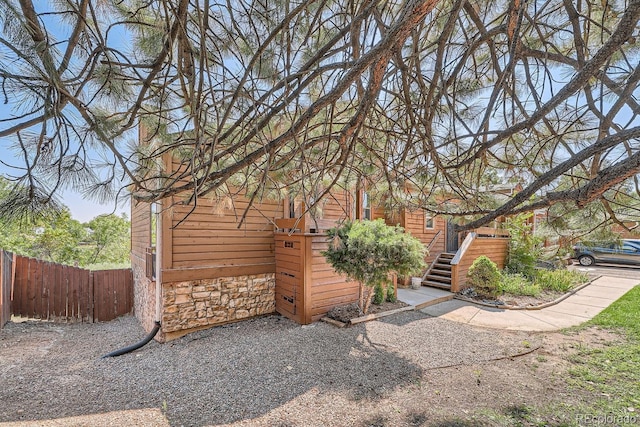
573,241,640,266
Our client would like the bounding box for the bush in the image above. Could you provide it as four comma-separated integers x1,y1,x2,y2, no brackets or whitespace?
373,282,385,305
323,219,426,312
499,274,541,297
535,269,588,293
466,256,502,297
386,282,397,303
505,213,542,278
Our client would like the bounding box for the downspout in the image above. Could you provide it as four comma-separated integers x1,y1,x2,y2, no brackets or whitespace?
102,202,163,358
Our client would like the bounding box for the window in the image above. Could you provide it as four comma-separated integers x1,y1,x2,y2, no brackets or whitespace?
362,191,371,220
425,212,434,229
288,199,296,219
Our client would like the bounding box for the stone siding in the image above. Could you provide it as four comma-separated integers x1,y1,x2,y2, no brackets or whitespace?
162,273,275,334
132,262,158,336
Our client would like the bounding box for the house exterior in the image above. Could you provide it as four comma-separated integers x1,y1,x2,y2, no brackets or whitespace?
130,134,509,340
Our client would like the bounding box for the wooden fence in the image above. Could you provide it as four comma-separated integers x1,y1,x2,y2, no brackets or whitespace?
0,251,133,325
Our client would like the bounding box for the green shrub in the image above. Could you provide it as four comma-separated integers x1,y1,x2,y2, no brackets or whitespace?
499,274,541,297
373,282,385,305
535,269,588,293
505,213,542,278
466,256,502,297
386,282,397,303
323,219,426,312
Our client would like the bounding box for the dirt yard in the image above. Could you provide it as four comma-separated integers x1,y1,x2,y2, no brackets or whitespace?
0,311,621,426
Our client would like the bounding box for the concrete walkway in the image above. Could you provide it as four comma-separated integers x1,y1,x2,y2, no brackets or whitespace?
400,276,638,332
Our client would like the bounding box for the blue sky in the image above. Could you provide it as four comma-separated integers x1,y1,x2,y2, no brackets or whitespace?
0,4,131,223
0,160,130,223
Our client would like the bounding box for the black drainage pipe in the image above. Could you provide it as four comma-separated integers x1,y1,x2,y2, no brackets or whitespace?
101,321,161,358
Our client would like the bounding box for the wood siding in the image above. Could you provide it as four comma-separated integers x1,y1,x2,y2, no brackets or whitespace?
165,196,281,281
274,232,358,324
9,255,133,322
274,233,305,324
131,200,151,273
309,236,359,322
400,210,447,263
451,236,509,292
318,190,352,222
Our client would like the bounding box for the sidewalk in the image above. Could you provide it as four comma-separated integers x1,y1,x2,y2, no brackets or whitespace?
401,276,638,332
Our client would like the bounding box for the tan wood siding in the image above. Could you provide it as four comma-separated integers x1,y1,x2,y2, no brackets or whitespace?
131,200,151,271
400,210,447,263
309,236,359,322
318,190,352,222
274,233,305,324
274,233,359,324
169,197,281,270
371,206,386,221
453,237,509,291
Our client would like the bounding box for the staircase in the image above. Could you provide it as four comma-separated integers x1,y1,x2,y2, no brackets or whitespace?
422,252,455,290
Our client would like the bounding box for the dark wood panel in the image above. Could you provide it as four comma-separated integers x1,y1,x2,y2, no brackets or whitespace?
162,263,275,282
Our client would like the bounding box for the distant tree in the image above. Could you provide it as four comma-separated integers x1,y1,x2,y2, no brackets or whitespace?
84,214,131,265
505,213,542,279
22,210,86,265
0,177,82,262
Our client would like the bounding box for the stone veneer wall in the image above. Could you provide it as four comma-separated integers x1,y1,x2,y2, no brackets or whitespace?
132,263,158,336
161,273,275,339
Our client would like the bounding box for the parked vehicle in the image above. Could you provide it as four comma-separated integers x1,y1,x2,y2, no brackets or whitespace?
572,241,640,266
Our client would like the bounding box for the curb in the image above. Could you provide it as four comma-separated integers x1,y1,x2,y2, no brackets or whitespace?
453,276,600,311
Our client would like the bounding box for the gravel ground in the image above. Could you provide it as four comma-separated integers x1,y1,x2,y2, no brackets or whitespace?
0,311,544,426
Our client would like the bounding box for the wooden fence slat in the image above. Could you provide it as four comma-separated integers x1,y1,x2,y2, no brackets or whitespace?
13,257,22,317
28,258,37,318
95,270,103,321
52,263,60,319
17,257,26,318
93,271,101,321
89,271,94,323
83,268,89,322
60,265,66,319
21,256,29,317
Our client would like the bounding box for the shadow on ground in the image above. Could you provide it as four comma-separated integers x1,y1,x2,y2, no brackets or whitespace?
0,310,538,426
